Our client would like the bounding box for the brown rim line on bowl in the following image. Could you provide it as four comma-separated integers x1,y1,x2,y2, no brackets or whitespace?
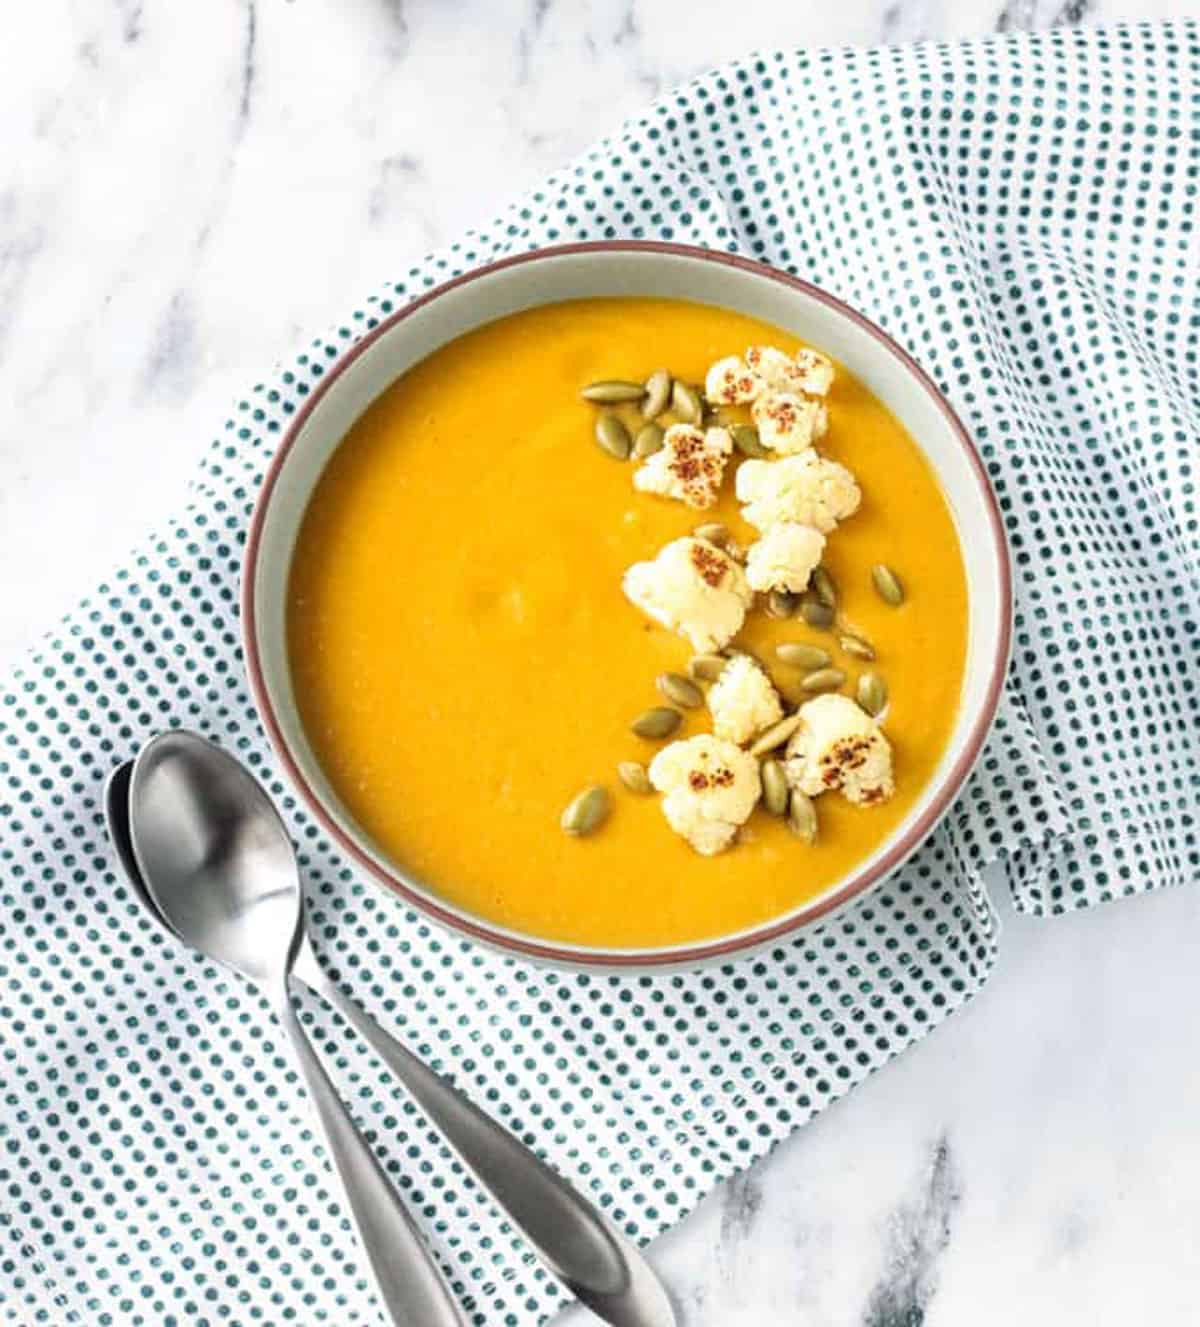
242,241,1013,971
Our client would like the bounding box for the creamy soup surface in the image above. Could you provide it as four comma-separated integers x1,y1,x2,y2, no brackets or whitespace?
288,298,968,948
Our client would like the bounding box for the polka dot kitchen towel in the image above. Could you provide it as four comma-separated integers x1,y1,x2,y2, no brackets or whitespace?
2,20,1197,1327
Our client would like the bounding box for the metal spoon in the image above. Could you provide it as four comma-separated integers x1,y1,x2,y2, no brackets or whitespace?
110,734,675,1327
123,734,468,1327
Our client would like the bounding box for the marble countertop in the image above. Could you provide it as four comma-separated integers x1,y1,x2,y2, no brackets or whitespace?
4,2,1199,1323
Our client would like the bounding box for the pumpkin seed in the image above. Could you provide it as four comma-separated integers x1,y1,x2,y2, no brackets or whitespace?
694,521,731,548
631,706,682,740
595,412,632,460
800,595,835,629
617,761,654,795
657,672,703,709
749,712,803,757
765,588,800,619
839,632,876,661
761,759,790,817
788,790,818,844
732,424,767,458
688,654,728,683
800,667,847,694
581,379,644,403
671,380,703,424
872,563,905,606
857,672,888,717
642,368,672,418
775,642,831,670
811,566,838,609
561,785,610,836
632,423,665,458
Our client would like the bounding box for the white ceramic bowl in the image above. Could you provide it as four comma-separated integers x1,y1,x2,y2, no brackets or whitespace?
243,242,1011,970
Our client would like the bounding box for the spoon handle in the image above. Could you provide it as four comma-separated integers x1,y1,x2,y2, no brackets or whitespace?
297,958,676,1327
276,997,468,1327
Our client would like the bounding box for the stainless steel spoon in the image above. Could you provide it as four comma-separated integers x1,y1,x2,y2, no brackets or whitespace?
123,734,468,1327
110,733,675,1327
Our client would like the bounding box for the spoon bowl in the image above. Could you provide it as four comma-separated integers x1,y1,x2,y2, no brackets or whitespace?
129,731,302,990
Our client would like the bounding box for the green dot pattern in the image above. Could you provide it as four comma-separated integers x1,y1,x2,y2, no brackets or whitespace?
2,21,1197,1326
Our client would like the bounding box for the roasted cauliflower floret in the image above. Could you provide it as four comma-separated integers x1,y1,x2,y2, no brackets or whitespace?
648,735,762,855
784,693,895,806
622,537,753,654
735,453,862,534
744,345,797,388
706,653,784,746
746,345,835,397
704,356,764,405
792,347,836,396
751,389,828,455
744,521,826,594
633,424,733,509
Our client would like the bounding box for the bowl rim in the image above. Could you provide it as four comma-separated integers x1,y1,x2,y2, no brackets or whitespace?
242,239,1012,969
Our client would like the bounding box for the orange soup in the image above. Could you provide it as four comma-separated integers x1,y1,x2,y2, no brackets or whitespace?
288,299,967,948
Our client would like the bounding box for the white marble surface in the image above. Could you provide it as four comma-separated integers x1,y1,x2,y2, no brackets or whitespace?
4,2,1199,1323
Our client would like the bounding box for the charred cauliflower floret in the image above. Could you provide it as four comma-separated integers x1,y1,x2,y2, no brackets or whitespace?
745,344,835,397
633,424,733,509
648,735,762,855
784,693,895,806
703,355,765,405
622,536,753,653
751,389,829,455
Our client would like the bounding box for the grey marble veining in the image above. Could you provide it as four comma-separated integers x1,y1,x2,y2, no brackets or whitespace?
3,3,1199,1324
556,886,1200,1326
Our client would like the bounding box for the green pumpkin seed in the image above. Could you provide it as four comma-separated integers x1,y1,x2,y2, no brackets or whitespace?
642,368,672,418
775,642,831,670
657,672,704,709
631,706,682,740
561,785,611,836
839,632,876,661
633,423,665,458
693,521,731,548
617,761,654,795
749,712,804,757
788,790,818,844
761,759,790,817
766,588,800,619
671,380,703,424
801,667,847,694
732,423,767,458
595,412,632,460
581,379,644,403
811,566,838,609
872,563,905,606
857,672,888,717
800,595,835,629
688,654,728,683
